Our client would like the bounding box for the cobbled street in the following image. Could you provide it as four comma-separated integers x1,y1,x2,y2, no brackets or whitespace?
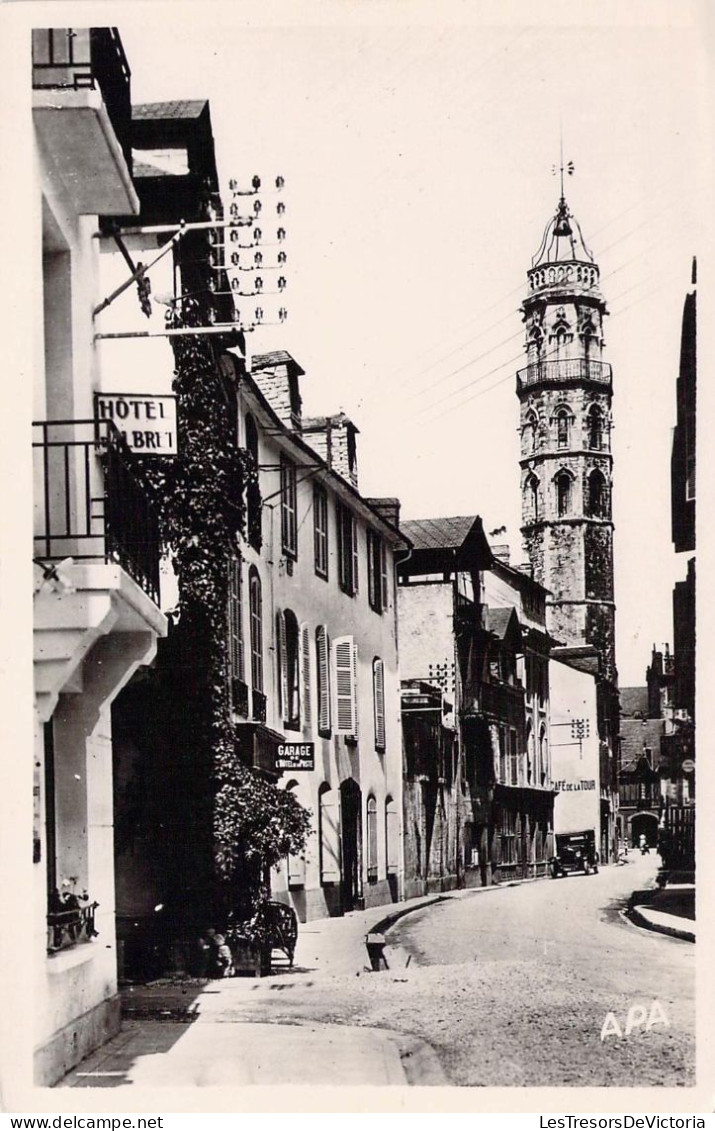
196,854,693,1088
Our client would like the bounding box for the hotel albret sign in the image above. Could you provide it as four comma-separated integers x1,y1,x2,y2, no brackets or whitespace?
276,743,315,771
95,393,178,455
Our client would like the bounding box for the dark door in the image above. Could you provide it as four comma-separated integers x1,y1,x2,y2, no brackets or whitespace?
340,778,362,912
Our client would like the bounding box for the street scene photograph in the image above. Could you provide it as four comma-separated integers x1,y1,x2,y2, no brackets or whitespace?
7,0,706,1111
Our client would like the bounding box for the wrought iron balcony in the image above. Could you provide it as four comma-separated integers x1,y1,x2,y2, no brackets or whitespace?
32,28,132,172
463,679,526,729
252,689,267,724
516,359,612,392
47,898,99,953
33,418,161,604
231,678,249,718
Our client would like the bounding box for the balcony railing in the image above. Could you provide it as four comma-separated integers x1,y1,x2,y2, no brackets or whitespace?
33,418,161,604
465,679,526,729
32,28,132,170
516,359,612,391
47,899,99,953
252,689,267,724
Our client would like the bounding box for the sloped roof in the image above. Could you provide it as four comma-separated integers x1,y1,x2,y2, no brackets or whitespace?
401,515,479,552
620,717,666,772
252,350,305,376
486,605,523,649
133,100,208,120
620,686,648,717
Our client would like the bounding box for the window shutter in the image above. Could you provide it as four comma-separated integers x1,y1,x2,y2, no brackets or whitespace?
317,626,331,733
288,852,306,887
300,623,312,733
380,541,389,610
367,531,376,608
333,635,356,734
373,657,386,751
351,515,359,594
367,797,378,880
319,788,341,882
277,609,288,723
227,559,243,679
386,799,400,875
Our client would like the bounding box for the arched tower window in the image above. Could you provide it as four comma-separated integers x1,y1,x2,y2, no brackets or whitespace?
525,472,540,522
555,408,570,449
555,470,572,517
586,405,604,451
587,469,608,518
523,410,539,453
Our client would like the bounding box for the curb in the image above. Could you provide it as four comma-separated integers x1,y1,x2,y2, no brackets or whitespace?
628,904,695,943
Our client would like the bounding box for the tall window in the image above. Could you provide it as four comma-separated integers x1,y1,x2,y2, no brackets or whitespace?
316,626,331,735
586,405,603,451
509,727,519,785
526,473,540,522
555,409,570,449
373,657,386,752
367,529,388,613
499,727,507,783
280,455,298,559
227,557,246,714
248,567,263,693
245,414,262,551
277,608,300,729
556,470,571,517
313,484,328,579
587,469,607,517
524,410,538,453
336,501,359,596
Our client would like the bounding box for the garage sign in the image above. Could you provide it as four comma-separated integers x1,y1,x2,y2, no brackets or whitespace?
276,743,315,771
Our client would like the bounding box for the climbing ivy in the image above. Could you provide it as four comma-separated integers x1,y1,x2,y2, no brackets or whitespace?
130,299,310,931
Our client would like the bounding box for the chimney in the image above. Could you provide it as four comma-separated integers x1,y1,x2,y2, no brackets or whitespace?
303,413,359,489
250,350,304,431
491,543,511,564
365,497,401,529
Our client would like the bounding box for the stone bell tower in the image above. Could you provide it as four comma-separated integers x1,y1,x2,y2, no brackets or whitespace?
517,188,616,682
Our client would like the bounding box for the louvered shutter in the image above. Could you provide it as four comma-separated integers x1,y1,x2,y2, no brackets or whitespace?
367,531,376,608
385,799,400,875
380,541,389,610
351,515,359,594
228,558,243,679
333,636,356,734
319,788,341,882
300,623,312,733
277,610,288,723
317,626,331,733
288,852,306,887
373,657,386,751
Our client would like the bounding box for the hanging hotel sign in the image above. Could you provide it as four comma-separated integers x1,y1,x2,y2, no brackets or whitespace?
276,742,315,771
95,393,178,455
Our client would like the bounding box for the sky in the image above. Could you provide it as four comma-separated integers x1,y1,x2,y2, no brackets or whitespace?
43,2,708,685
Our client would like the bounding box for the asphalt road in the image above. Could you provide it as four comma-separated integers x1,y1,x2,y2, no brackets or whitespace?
388,851,694,1086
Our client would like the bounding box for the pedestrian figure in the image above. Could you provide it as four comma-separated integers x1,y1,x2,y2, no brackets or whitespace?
639,833,650,855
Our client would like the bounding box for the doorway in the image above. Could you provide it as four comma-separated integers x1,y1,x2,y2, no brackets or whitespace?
340,778,363,912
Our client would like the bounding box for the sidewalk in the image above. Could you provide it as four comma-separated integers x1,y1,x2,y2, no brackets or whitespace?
61,886,476,1088
628,883,696,944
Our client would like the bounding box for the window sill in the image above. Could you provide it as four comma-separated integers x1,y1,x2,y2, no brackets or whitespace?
47,941,98,974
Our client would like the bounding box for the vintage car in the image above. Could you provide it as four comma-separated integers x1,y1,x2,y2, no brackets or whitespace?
550,831,599,877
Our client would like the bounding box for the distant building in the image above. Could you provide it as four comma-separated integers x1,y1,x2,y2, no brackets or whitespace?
515,187,620,861
550,653,602,857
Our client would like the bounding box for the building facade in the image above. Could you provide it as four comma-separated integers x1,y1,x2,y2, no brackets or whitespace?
32,29,167,1084
516,189,619,861
397,519,555,893
231,354,407,921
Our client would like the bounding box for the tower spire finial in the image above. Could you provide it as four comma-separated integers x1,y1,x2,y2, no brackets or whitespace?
552,130,574,202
